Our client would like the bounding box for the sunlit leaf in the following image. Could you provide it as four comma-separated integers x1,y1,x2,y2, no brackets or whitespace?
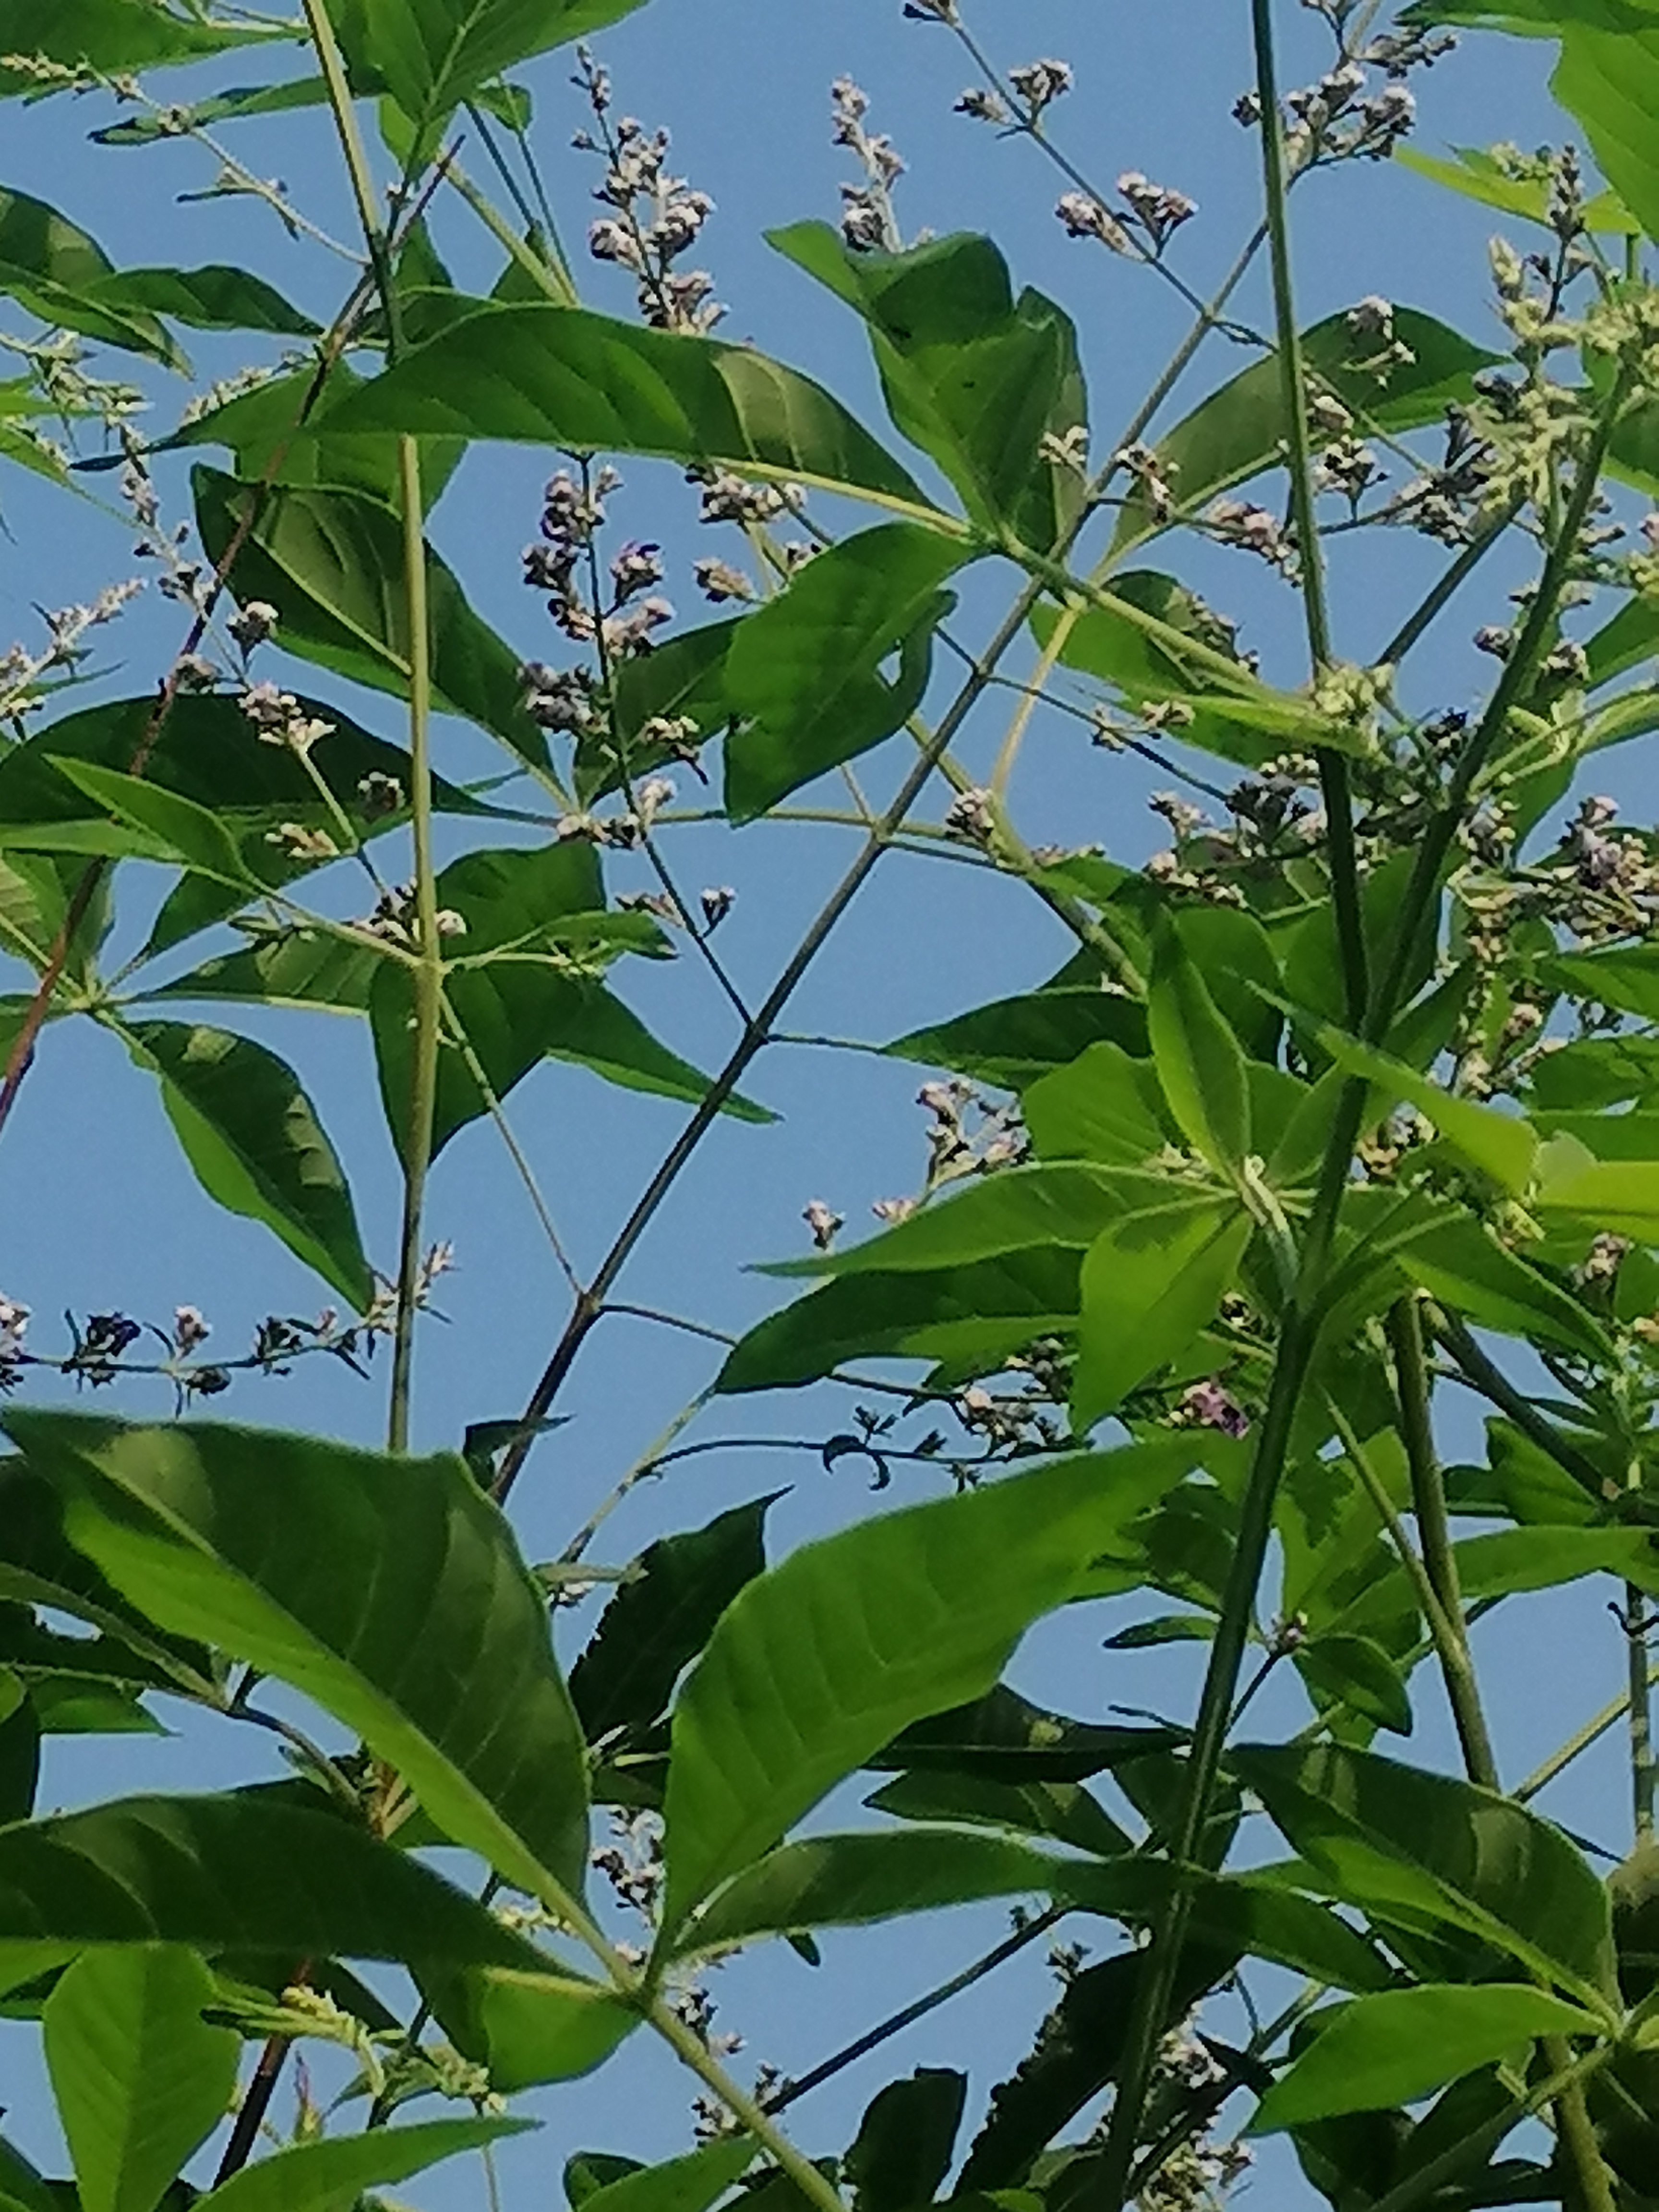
196,2116,535,2212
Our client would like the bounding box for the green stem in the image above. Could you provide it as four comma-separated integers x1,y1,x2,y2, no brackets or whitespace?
1363,2046,1612,2212
387,435,440,1454
1250,0,1366,1032
645,1997,846,2212
449,157,577,304
1431,1308,1608,1505
299,0,397,343
1517,1659,1659,1803
1329,1395,1466,1666
1386,1297,1499,1789
1628,1577,1655,1843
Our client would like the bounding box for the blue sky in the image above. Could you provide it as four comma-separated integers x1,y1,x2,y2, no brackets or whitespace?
0,1,1635,2205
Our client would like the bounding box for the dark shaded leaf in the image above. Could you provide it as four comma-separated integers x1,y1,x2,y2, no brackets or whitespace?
870,1684,1179,1783
0,2,279,95
0,186,181,365
87,266,318,337
0,1675,38,1825
572,1496,774,1747
885,978,1148,1092
865,1769,1131,1857
196,2118,534,2212
844,2071,966,2212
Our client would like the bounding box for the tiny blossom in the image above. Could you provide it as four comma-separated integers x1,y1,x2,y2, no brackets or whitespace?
1348,294,1395,339
434,909,467,938
173,1305,211,1354
1007,58,1073,112
955,87,1007,124
1116,170,1199,249
602,595,674,657
265,822,339,862
173,653,217,692
872,1196,918,1225
693,557,754,603
1055,192,1132,252
611,540,665,599
228,600,278,651
1205,498,1294,572
521,661,599,733
699,886,735,929
944,786,996,842
1179,1377,1250,1438
803,1199,844,1249
357,771,404,817
697,472,797,526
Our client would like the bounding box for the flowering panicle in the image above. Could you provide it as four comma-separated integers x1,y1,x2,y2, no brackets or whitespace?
574,48,722,332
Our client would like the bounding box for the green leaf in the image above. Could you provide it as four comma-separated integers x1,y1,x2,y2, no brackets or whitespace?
316,304,946,519
1316,1027,1539,1194
0,187,182,366
575,2140,757,2212
723,525,969,819
368,842,771,1157
1395,142,1638,230
844,2070,966,2212
90,77,328,144
48,762,251,888
659,1440,1199,1934
680,1829,1066,1953
1148,925,1250,1171
197,2117,534,2212
567,2155,643,2208
330,0,648,141
771,1164,1202,1279
886,977,1148,1091
865,1769,1131,1858
770,223,1086,548
571,1497,773,1749
117,1022,373,1311
0,2,280,95
1250,1984,1599,2133
0,1674,37,1825
6,1412,592,1904
0,1790,535,1965
1110,307,1499,552
192,469,549,771
1392,1209,1613,1361
86,266,319,338
417,1967,637,2092
1235,1741,1618,2007
1536,1153,1659,1242
1074,1201,1252,1427
1295,1634,1414,1737
1023,1043,1170,1165
589,618,738,801
869,1684,1179,1781
44,1946,240,2212
717,1246,1084,1394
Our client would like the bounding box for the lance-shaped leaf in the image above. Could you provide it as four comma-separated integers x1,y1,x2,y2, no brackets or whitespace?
6,1412,592,1903
888,974,1150,1091
45,1947,240,2212
0,1790,536,1966
0,1674,37,1825
718,1246,1085,1394
117,1021,373,1312
658,1439,1199,1934
0,188,182,367
679,1829,1067,1953
1396,141,1637,231
330,0,648,140
1250,1984,1600,2134
196,2117,535,2212
85,266,318,338
1392,1206,1613,1362
1235,1741,1618,2008
770,223,1087,548
574,2140,756,2212
192,469,548,771
1074,1200,1252,1427
1148,924,1250,1172
421,1964,637,2092
1315,1026,1539,1194
723,525,970,819
1110,306,1499,552
0,1,280,95
316,304,947,518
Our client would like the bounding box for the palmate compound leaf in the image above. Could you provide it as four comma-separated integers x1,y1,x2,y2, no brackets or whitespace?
314,304,950,522
4,1412,592,1905
722,524,972,819
1249,1984,1601,2134
44,1946,240,2212
116,1021,374,1313
657,1438,1204,1937
193,2117,535,2212
768,224,1087,551
1234,1740,1619,2008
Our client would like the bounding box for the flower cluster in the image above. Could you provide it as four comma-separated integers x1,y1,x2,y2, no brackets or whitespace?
832,77,905,253
574,49,721,332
